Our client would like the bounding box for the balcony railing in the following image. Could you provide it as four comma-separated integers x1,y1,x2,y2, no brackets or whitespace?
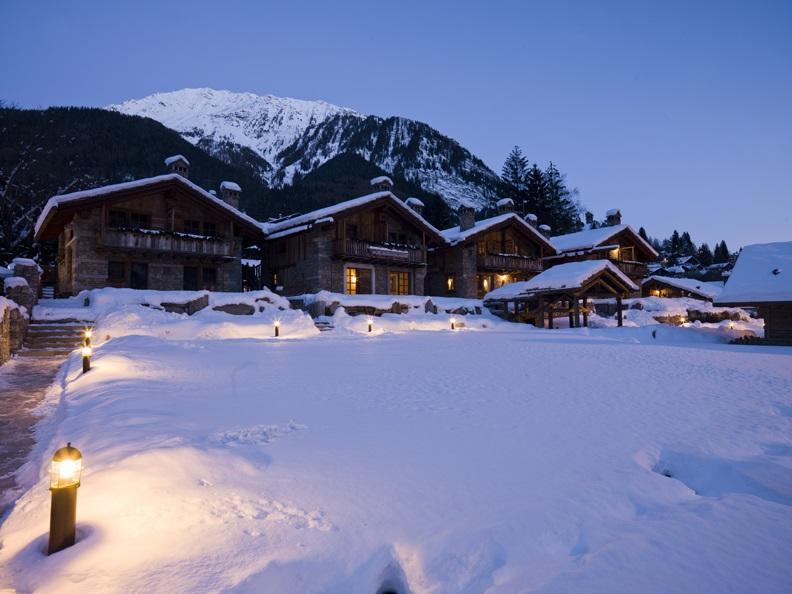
100,228,238,258
477,253,543,273
611,259,648,278
333,239,425,265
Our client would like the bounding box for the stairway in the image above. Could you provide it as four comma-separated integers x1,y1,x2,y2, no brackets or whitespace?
314,319,335,332
18,319,88,358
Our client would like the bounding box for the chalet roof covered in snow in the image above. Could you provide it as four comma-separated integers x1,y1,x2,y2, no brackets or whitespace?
219,181,241,192
34,174,262,241
484,260,638,300
164,154,190,166
715,241,792,304
549,224,659,258
439,212,556,253
262,191,443,241
643,275,723,300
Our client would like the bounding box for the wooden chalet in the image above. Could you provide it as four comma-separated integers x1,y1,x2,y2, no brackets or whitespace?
547,212,658,283
641,275,722,301
484,260,639,328
715,241,792,344
427,201,557,299
262,179,444,296
34,156,264,295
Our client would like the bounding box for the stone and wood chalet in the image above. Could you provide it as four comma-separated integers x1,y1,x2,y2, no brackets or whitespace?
641,275,723,302
261,177,445,296
546,210,658,283
427,199,557,299
34,156,263,295
715,241,792,344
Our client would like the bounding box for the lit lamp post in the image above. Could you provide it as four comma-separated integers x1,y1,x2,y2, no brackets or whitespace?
367,317,373,333
48,443,82,555
274,320,280,338
82,328,93,347
450,317,457,330
81,345,92,373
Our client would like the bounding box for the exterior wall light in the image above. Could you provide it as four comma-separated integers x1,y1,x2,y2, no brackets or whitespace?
48,443,82,555
81,346,92,373
274,320,281,337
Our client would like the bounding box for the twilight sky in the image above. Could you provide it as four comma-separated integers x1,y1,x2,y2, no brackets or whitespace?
2,0,790,248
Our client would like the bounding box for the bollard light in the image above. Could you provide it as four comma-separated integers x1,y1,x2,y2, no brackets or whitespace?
367,317,373,333
83,327,93,347
450,317,457,330
81,345,92,373
48,443,82,555
274,320,280,338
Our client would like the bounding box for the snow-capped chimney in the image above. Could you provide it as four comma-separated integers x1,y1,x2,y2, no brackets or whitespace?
605,208,622,226
165,155,190,178
496,197,514,214
525,213,538,228
370,176,394,192
538,224,552,237
405,197,425,216
219,181,241,209
458,202,476,232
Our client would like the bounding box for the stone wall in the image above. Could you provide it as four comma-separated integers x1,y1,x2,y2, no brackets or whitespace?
0,302,27,366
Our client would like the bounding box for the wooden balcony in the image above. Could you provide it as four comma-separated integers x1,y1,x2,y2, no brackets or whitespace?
611,259,648,278
100,228,238,259
333,239,425,266
477,253,543,273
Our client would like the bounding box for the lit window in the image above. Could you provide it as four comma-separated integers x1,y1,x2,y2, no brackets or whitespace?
389,271,409,295
446,275,455,292
346,267,358,295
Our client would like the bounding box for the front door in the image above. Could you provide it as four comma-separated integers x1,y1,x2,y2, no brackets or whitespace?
130,263,148,290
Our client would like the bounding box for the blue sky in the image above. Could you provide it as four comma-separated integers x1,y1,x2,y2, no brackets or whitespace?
2,0,790,248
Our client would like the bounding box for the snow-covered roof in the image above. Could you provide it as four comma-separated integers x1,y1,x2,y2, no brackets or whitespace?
405,197,425,208
642,275,723,300
220,181,241,192
496,198,514,207
485,260,638,300
606,208,621,217
263,191,442,240
715,241,792,304
550,224,659,258
439,212,556,252
370,176,393,187
164,155,190,166
35,174,262,239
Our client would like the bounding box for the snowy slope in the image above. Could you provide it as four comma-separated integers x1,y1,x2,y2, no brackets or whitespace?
108,88,500,208
1,296,791,592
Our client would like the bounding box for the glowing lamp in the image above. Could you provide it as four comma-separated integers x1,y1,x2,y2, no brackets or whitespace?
81,345,92,373
274,319,281,337
450,317,457,330
83,327,93,347
48,443,82,555
367,317,373,333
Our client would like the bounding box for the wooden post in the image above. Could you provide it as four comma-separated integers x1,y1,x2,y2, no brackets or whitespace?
535,297,544,328
568,299,574,328
548,301,554,329
616,295,623,327
573,297,580,328
582,297,589,327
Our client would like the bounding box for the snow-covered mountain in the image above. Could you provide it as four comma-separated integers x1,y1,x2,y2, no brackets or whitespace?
108,88,500,208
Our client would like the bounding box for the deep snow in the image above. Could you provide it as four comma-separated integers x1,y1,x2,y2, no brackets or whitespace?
0,299,790,593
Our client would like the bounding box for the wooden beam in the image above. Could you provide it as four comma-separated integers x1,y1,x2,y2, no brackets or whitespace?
616,295,624,327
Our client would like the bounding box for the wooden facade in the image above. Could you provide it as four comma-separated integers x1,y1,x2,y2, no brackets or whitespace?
35,176,262,295
427,215,556,299
641,277,715,301
263,195,443,296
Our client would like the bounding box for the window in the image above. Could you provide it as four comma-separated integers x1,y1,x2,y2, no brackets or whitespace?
202,267,218,288
109,210,128,228
446,275,455,293
184,220,201,235
389,271,410,295
346,267,358,295
346,267,373,295
203,222,217,237
129,212,150,230
347,223,359,240
477,241,486,256
107,261,125,282
183,266,198,290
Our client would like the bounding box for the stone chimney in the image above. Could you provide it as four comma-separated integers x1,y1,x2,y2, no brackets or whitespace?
405,197,425,216
538,224,552,237
164,155,190,178
525,213,538,228
496,197,514,214
219,181,241,209
605,208,622,226
370,176,394,192
458,202,476,232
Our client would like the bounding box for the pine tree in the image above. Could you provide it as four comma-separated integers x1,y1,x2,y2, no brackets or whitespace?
669,230,681,259
638,227,649,242
544,162,581,234
714,240,731,263
698,243,714,267
680,231,696,257
501,146,528,191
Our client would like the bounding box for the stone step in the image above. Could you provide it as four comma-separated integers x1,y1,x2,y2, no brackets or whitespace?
24,338,83,348
16,348,76,358
29,318,90,325
27,325,88,333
